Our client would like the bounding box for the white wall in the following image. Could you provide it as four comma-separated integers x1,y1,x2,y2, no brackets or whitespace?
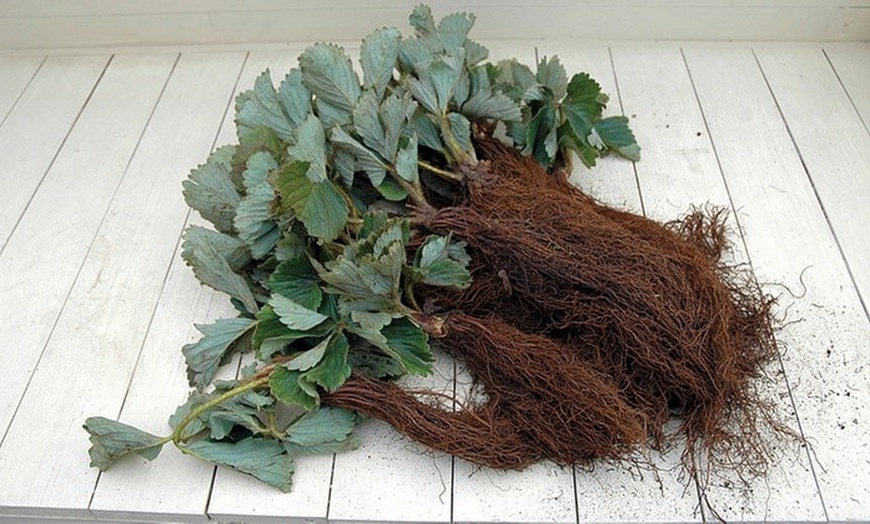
1,0,868,50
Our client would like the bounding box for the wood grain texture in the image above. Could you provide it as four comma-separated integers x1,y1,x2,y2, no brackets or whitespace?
0,53,175,473
0,51,243,518
0,55,108,250
755,48,870,316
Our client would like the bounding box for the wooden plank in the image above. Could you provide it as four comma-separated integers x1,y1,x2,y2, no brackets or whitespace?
683,46,839,522
0,56,43,127
0,51,245,518
611,46,823,521
204,49,343,524
0,53,175,460
824,44,870,134
562,46,701,524
751,47,870,522
755,48,870,314
87,51,248,522
0,55,108,251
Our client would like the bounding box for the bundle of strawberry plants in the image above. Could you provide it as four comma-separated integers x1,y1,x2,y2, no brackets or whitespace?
85,5,785,492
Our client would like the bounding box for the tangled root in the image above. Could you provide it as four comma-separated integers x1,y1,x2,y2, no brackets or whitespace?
325,312,647,469
328,139,786,482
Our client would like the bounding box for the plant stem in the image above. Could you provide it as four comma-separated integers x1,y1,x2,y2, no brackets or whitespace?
390,172,435,214
418,160,462,182
172,376,271,444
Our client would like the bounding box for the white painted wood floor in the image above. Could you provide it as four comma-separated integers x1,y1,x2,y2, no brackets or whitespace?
0,42,867,523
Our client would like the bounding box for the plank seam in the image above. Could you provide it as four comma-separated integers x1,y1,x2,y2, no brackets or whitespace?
821,48,870,137
0,55,46,130
750,47,843,522
752,49,868,323
0,54,119,451
681,47,828,522
0,55,109,258
607,47,646,217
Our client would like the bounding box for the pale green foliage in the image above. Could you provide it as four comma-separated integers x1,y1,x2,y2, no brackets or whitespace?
85,3,639,492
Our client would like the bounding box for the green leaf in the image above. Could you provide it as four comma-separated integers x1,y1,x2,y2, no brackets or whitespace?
234,151,279,259
289,115,327,183
84,417,166,470
182,153,241,234
374,177,408,201
236,70,296,142
407,77,439,115
269,256,322,311
438,11,475,51
182,437,294,493
182,226,251,272
302,332,351,392
536,55,568,101
525,103,558,167
352,90,387,159
350,315,432,375
409,4,437,39
462,89,521,121
202,388,274,440
183,317,255,389
563,72,607,139
269,367,319,410
278,69,311,128
182,233,259,314
168,391,209,440
447,112,475,159
273,161,349,242
395,134,419,183
284,336,329,371
465,39,489,66
330,126,390,179
348,350,405,379
410,112,444,152
360,27,401,96
381,317,432,375
413,234,470,288
559,123,600,167
299,44,361,127
429,59,462,113
380,92,417,161
593,116,641,161
285,406,358,452
497,59,538,102
270,294,329,331
360,209,389,239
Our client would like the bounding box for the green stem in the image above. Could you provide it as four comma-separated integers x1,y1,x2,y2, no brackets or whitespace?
390,171,435,214
418,160,462,182
172,376,271,444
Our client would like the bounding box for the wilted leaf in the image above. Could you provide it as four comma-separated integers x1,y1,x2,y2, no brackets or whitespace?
183,317,255,389
413,234,471,288
182,437,294,493
84,417,166,470
447,112,475,159
525,103,558,167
